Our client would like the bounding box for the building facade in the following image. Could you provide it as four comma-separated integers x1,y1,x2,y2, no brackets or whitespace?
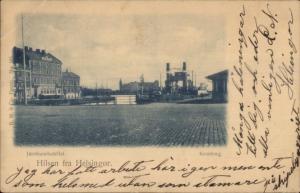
13,46,81,103
13,46,63,102
119,79,160,95
206,70,228,102
62,70,81,99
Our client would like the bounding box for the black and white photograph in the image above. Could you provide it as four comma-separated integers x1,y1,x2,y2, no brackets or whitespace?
12,13,228,146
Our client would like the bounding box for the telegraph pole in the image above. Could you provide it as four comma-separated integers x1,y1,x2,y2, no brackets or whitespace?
22,15,27,105
160,73,162,91
96,82,98,97
192,71,194,86
195,73,197,88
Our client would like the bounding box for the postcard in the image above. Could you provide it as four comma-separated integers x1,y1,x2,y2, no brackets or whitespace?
0,0,299,192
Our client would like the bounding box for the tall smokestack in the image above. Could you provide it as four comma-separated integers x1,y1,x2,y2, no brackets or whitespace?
182,61,186,71
119,79,122,90
166,63,170,72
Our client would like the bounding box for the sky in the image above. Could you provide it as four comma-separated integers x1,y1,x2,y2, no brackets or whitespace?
17,14,226,89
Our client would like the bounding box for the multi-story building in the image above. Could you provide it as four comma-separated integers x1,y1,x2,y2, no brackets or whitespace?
119,79,160,95
13,46,63,102
13,46,81,103
62,69,81,99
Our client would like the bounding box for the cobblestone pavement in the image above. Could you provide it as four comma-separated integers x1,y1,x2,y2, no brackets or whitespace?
15,103,227,146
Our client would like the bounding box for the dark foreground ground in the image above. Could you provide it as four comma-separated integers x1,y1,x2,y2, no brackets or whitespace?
15,103,227,146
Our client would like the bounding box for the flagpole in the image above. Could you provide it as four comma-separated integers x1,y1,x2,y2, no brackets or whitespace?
22,15,27,105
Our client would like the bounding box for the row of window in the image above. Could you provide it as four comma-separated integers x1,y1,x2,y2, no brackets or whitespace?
63,79,80,85
39,87,79,94
64,87,80,93
15,72,79,86
33,77,60,85
16,76,79,87
30,60,61,76
15,71,30,79
14,63,30,69
40,88,61,95
14,62,61,76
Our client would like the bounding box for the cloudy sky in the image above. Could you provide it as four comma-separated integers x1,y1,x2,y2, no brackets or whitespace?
17,14,226,89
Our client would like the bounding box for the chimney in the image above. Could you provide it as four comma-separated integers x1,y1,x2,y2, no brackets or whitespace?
119,79,123,90
41,49,46,54
182,61,186,71
166,63,170,72
24,46,29,51
36,49,40,53
29,47,33,51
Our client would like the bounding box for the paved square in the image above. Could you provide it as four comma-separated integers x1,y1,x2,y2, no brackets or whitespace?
15,103,227,146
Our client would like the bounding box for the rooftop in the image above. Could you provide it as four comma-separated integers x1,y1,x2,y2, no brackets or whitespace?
13,46,62,64
206,70,228,80
62,70,80,78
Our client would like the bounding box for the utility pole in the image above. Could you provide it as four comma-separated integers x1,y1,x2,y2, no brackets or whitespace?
140,74,144,96
160,73,162,91
192,71,194,86
195,73,197,88
22,15,27,105
96,82,98,97
136,75,139,96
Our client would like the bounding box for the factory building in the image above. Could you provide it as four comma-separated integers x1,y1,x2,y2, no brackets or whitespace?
13,46,63,102
62,69,81,99
119,78,160,95
206,70,228,102
164,62,196,95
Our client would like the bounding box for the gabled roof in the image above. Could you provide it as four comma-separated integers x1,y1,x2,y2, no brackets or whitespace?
206,70,228,80
62,71,80,79
13,46,62,64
